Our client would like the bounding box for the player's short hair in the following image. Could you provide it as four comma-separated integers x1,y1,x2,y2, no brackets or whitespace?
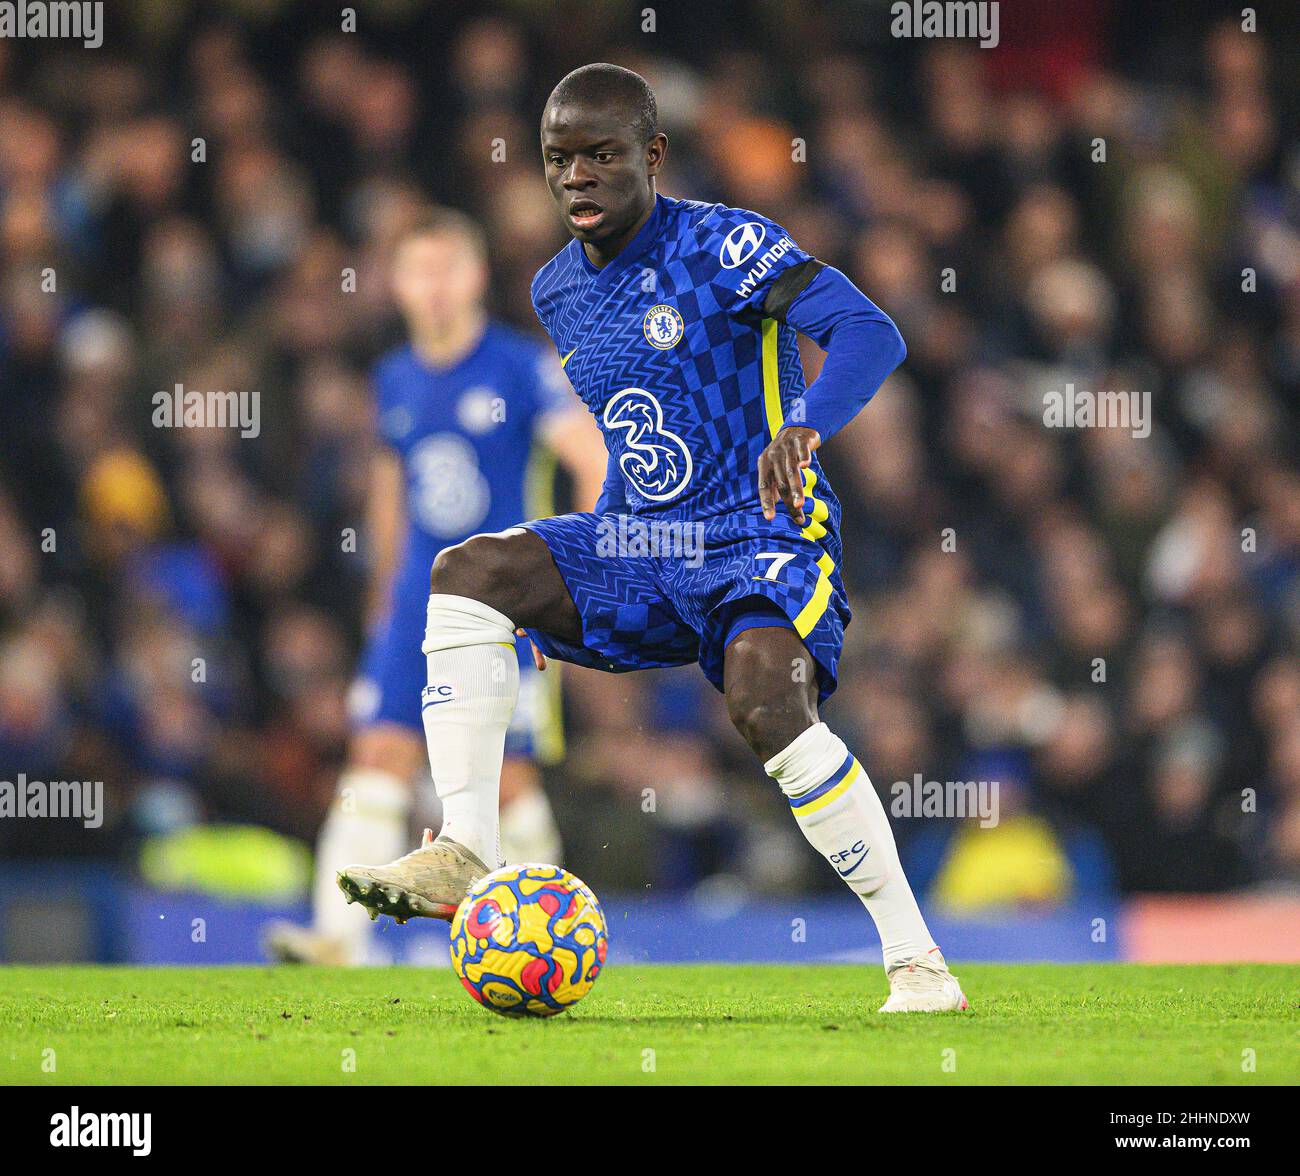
396,207,488,261
545,63,658,145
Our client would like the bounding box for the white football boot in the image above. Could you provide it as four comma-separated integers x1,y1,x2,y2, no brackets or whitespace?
879,949,969,1013
336,829,491,923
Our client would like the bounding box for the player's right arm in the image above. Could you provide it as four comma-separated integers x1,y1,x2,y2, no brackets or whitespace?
365,445,406,629
365,359,410,629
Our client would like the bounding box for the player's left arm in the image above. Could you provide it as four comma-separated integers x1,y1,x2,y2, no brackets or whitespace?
705,208,906,523
758,261,906,524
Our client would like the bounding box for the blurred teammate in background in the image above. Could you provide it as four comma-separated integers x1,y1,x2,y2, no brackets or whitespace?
268,209,604,964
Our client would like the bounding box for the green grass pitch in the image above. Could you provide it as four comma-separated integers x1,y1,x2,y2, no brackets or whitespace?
1,963,1295,1085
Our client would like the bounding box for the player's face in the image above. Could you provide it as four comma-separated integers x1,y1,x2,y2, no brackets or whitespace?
390,232,486,330
540,103,665,256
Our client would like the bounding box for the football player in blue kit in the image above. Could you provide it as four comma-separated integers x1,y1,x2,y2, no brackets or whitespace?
338,67,966,1010
267,209,604,965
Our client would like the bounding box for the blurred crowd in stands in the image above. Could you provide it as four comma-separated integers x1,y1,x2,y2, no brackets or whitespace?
0,0,1296,910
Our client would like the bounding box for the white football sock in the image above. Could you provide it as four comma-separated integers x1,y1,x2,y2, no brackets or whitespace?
500,783,563,865
313,766,409,961
421,593,519,868
766,722,937,969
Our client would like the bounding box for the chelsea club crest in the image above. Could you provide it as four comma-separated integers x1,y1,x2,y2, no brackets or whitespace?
643,303,684,350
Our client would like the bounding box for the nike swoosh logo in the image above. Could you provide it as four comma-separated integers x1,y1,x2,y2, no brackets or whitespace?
560,348,577,368
421,698,455,710
836,847,870,877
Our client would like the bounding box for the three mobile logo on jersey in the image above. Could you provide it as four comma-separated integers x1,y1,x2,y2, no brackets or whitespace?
575,218,802,506
408,433,490,538
603,387,693,502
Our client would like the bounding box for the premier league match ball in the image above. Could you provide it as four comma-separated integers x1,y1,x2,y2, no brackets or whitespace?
449,864,608,1017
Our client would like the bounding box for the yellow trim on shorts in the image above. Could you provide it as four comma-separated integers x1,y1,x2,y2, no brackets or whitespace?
794,552,837,639
799,468,829,542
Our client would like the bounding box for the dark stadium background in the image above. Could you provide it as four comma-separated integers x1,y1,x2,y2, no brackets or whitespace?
0,0,1297,963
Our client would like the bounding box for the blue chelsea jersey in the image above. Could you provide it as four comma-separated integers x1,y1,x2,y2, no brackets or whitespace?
372,320,574,558
530,194,837,524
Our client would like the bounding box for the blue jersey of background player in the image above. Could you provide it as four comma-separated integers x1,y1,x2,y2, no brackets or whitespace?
362,306,580,758
267,209,603,966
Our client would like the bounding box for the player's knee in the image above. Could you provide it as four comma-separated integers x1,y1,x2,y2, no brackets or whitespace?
429,533,513,605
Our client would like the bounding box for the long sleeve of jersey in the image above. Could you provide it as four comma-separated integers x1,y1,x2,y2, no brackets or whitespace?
770,263,906,442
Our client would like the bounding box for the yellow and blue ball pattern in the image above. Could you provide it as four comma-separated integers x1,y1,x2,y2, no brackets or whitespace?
449,864,608,1017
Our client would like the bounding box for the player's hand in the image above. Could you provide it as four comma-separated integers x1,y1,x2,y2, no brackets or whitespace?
758,426,821,525
517,628,547,671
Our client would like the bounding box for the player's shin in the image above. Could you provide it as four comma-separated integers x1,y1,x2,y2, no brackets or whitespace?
420,593,519,868
312,766,409,960
765,722,937,969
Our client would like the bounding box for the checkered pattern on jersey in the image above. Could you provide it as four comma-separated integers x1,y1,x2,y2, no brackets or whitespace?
520,512,701,675
521,511,849,700
531,196,842,526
